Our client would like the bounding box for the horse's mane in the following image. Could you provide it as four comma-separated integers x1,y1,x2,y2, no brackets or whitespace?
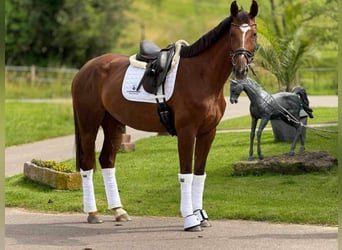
246,78,260,88
245,78,262,89
180,16,233,58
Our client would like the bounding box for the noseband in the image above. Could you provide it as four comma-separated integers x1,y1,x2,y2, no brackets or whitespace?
229,23,257,75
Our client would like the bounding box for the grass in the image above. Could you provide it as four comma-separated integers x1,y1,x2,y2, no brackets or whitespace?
5,101,74,146
5,81,73,99
5,127,338,225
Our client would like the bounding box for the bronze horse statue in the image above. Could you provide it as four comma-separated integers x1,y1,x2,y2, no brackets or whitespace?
71,1,259,231
230,77,313,161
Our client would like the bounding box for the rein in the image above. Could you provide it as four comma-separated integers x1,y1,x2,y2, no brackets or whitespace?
244,81,304,125
240,80,338,138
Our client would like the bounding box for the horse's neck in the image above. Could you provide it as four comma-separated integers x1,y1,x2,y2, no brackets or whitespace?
186,34,232,94
244,83,272,106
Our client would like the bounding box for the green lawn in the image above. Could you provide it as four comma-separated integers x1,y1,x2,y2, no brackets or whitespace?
5,101,74,146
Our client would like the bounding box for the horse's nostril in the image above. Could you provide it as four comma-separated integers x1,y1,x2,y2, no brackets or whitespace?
230,98,238,104
240,66,248,75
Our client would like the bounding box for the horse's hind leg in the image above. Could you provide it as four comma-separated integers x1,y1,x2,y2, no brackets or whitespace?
299,128,305,153
99,112,131,222
74,105,104,223
289,125,302,156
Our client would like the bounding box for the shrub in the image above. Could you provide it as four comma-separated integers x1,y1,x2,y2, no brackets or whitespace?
31,159,74,173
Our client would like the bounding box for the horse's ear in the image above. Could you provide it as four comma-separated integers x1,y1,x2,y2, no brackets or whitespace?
230,1,239,17
249,0,258,18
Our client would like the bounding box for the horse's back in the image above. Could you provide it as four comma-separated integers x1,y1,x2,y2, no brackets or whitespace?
273,92,300,114
273,92,299,104
72,54,129,91
72,53,129,106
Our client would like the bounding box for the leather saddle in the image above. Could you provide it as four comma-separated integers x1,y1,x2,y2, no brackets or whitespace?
136,40,176,95
135,40,177,136
136,40,161,62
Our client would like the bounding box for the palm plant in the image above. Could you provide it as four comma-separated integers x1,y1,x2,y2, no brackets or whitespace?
256,1,317,91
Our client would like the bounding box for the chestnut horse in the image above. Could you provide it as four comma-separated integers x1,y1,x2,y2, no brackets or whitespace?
71,1,258,231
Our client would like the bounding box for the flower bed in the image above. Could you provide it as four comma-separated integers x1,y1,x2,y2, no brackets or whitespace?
24,160,81,190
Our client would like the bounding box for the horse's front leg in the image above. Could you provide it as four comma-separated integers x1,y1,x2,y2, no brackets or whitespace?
177,129,202,231
256,118,269,160
193,128,216,228
248,117,258,161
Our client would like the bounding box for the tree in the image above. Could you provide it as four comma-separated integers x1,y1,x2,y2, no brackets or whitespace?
5,0,132,67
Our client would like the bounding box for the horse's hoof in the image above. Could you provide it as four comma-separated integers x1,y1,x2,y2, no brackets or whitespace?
194,209,211,227
299,147,305,153
200,219,211,227
87,215,103,224
288,151,295,156
185,225,202,232
248,156,254,161
194,209,210,227
115,208,132,222
259,155,264,160
184,214,201,231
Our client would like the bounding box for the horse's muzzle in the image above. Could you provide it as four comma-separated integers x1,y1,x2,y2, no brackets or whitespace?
233,65,249,80
230,97,238,104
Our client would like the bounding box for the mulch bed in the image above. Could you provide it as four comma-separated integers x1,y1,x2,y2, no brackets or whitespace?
232,151,337,175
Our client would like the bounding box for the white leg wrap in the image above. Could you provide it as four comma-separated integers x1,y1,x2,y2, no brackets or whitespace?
178,173,193,217
101,168,122,210
80,169,97,213
192,173,206,211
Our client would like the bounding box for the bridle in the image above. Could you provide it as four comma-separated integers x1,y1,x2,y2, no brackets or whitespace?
229,23,258,75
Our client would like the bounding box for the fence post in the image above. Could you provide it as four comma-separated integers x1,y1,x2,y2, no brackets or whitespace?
30,65,36,86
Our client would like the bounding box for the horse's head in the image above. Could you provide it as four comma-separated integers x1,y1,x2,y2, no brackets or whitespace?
229,79,244,104
229,1,258,80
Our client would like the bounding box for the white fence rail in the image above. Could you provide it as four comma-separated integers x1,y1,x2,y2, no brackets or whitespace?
5,65,79,85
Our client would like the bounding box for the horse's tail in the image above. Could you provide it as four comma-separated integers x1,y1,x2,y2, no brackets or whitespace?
73,104,82,172
292,86,314,118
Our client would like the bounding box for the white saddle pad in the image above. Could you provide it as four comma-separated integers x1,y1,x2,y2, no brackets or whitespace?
122,59,180,103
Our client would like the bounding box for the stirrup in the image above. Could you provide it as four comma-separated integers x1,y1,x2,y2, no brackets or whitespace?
184,214,202,231
194,209,211,227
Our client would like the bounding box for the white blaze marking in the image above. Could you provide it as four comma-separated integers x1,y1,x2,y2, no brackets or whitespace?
239,24,251,62
240,24,251,49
